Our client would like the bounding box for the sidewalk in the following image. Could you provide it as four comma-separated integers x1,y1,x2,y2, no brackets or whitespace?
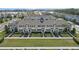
0,47,79,50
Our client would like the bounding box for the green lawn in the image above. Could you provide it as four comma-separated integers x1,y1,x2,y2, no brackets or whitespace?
75,33,79,38
0,31,5,37
31,32,42,37
0,39,78,47
74,33,79,41
12,33,22,37
44,32,52,37
0,18,10,24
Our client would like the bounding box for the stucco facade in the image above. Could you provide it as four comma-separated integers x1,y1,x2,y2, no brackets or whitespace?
8,15,72,33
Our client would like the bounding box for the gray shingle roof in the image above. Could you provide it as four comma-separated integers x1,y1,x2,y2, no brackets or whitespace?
17,15,68,28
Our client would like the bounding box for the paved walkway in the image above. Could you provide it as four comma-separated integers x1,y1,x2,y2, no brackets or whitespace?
4,37,73,40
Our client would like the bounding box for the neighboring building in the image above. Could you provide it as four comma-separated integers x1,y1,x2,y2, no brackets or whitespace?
8,14,72,34
64,14,79,24
0,12,16,18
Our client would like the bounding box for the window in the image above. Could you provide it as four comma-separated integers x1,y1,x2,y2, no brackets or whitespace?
32,29,36,32
38,25,45,27
47,25,53,27
29,25,34,27
41,25,45,27
46,19,48,20
46,29,50,31
37,29,41,31
19,29,23,33
19,25,22,27
34,25,35,27
38,25,41,27
32,19,34,20
19,25,26,27
47,25,49,27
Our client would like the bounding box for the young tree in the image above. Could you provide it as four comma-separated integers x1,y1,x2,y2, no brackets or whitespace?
4,25,9,34
71,28,76,35
7,14,12,18
0,19,3,23
64,28,67,32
